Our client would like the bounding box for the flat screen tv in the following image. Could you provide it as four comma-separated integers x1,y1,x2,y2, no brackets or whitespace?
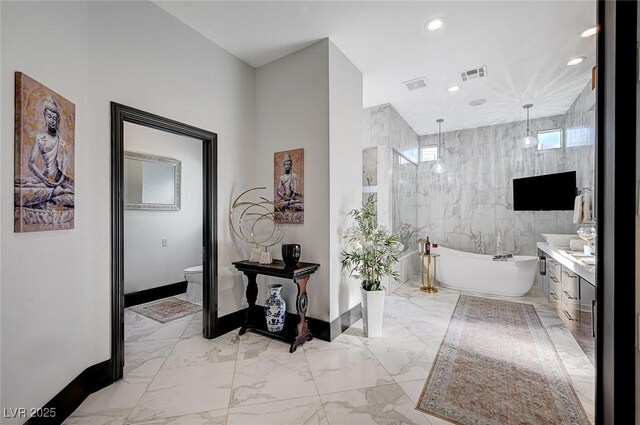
513,171,577,211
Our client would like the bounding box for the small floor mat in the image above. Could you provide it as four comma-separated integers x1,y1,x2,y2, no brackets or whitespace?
130,297,201,324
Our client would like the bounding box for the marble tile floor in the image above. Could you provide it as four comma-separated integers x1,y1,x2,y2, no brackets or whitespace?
66,279,594,425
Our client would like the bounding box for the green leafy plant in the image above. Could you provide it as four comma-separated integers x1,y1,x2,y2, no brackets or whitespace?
341,195,404,291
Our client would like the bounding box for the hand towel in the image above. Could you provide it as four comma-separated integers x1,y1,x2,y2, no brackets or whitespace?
573,195,584,224
582,193,593,222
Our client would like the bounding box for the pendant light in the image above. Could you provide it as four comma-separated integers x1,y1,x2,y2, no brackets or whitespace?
431,118,448,174
519,104,538,149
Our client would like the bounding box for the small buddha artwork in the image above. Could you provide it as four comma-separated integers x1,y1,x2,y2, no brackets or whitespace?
273,148,304,224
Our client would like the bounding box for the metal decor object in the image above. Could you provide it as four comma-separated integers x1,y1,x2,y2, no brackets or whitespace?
420,253,440,293
229,187,286,263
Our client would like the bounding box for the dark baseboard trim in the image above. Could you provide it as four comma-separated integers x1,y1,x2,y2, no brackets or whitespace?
215,308,249,337
214,303,362,343
124,281,187,307
26,359,113,425
307,316,331,342
330,303,362,341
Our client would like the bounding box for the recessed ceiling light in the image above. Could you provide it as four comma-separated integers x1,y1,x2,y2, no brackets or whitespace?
567,56,586,66
425,17,445,31
579,26,597,38
448,85,460,92
469,98,487,107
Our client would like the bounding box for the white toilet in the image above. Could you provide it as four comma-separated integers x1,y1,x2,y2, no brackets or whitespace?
184,265,203,303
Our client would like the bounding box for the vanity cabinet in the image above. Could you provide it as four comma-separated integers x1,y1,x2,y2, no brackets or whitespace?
538,242,595,363
560,267,580,332
578,277,596,339
543,257,561,311
538,246,595,335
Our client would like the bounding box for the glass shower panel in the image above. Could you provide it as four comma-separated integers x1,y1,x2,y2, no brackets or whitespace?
392,149,418,253
363,147,378,206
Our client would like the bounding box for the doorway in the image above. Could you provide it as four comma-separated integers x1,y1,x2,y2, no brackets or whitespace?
111,103,218,381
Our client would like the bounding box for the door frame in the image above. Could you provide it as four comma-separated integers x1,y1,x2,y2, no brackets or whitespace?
595,0,637,422
110,102,218,381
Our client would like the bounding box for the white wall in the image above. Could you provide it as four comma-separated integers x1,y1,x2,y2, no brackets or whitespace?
123,123,202,294
253,39,363,323
328,41,363,321
1,5,93,421
1,2,255,420
254,40,331,321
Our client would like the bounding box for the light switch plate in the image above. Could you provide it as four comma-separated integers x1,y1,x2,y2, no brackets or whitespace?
162,238,168,247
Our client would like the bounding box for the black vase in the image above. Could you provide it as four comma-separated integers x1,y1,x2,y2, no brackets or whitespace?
282,244,301,266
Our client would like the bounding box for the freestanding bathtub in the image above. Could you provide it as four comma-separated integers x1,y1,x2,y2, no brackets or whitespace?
434,246,538,297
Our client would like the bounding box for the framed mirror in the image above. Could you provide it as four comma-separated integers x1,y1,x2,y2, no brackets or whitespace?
124,151,181,210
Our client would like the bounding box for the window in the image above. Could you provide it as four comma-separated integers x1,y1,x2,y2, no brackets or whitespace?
537,128,563,150
420,145,438,162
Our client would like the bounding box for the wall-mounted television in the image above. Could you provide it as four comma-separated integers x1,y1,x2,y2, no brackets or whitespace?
513,171,577,211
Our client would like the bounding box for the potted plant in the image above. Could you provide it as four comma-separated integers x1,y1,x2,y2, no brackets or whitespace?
341,195,403,337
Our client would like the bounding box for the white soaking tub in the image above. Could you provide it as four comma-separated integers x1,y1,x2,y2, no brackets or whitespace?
434,246,538,297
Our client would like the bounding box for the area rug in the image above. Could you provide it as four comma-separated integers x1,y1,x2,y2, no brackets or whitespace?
130,298,201,324
416,295,591,425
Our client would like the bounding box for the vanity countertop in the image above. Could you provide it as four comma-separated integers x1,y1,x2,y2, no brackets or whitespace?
537,242,596,285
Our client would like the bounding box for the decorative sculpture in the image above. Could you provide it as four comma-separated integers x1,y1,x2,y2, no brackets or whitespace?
229,187,285,264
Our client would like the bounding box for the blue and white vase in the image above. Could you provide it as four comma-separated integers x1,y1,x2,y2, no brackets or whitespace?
264,284,286,332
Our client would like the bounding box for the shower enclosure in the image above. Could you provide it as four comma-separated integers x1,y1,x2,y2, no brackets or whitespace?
392,150,418,252
391,150,419,292
362,104,421,293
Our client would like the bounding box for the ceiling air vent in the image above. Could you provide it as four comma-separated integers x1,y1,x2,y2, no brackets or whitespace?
460,65,488,82
403,77,429,91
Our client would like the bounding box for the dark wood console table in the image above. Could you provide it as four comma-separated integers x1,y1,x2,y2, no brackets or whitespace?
232,260,320,353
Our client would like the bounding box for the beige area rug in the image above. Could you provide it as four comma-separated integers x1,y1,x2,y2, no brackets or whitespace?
130,298,201,324
417,295,591,425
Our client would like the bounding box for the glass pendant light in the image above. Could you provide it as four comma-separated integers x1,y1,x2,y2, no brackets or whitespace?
431,118,448,174
519,104,538,149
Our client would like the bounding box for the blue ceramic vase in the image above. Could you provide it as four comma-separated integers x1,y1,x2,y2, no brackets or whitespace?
264,284,286,332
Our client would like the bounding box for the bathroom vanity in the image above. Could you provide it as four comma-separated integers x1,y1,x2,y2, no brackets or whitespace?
538,242,596,362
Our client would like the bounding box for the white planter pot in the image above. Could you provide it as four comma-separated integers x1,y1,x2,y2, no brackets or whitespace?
361,287,385,337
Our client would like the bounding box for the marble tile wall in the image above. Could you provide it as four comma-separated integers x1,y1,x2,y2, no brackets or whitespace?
564,83,596,191
389,105,420,164
362,148,378,187
363,104,421,291
417,83,595,256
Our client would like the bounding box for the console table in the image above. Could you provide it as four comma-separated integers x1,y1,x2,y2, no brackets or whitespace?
232,260,320,353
